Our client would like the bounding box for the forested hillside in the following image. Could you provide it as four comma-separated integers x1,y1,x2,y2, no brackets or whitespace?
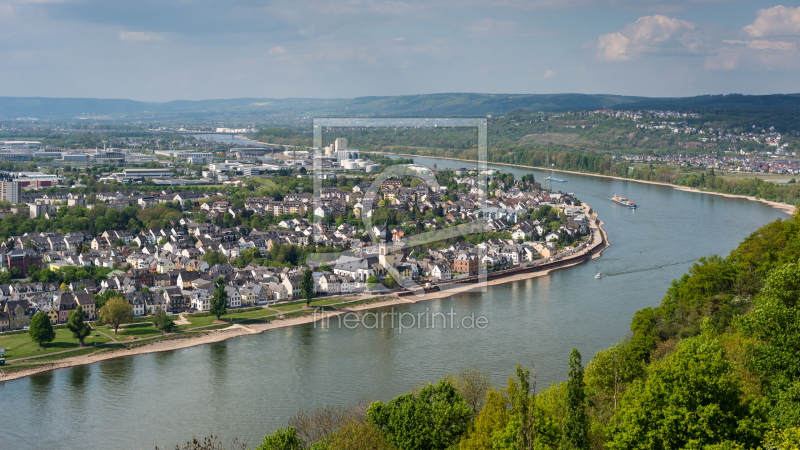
190,213,800,449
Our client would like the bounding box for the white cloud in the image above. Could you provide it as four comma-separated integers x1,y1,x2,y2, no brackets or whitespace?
119,31,165,42
598,32,631,61
723,39,795,51
464,18,518,37
543,69,556,78
744,5,800,37
705,39,798,71
391,37,405,41
268,46,286,56
597,14,698,61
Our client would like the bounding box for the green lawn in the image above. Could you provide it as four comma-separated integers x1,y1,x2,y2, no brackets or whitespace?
94,322,165,341
281,310,313,319
176,315,218,330
0,328,113,361
225,309,276,321
310,298,350,307
271,303,306,312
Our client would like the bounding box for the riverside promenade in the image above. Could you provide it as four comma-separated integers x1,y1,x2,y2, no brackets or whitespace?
400,203,609,296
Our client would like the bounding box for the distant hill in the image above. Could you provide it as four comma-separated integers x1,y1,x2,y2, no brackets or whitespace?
311,93,648,116
1,93,799,120
0,97,340,118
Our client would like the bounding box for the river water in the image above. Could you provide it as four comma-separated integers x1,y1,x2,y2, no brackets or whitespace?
0,156,787,449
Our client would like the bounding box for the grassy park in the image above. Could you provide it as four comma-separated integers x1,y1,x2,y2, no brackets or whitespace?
1,296,390,374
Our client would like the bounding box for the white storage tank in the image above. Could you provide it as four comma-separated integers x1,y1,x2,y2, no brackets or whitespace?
365,164,381,172
343,161,359,170
357,161,370,168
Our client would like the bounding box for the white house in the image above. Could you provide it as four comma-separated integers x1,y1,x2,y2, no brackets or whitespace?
429,262,452,281
224,286,241,308
191,289,211,311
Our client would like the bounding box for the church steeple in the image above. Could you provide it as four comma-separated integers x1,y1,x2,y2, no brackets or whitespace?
378,221,393,267
378,221,392,244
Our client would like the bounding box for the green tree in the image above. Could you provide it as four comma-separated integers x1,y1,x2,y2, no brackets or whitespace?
383,273,397,289
508,364,537,450
66,305,92,346
584,341,643,411
562,348,589,450
98,296,134,334
301,268,314,307
203,250,228,267
366,275,380,290
28,311,55,347
37,268,60,283
459,387,510,450
367,379,472,450
152,309,175,332
737,262,800,427
605,336,764,449
255,427,303,450
210,276,227,320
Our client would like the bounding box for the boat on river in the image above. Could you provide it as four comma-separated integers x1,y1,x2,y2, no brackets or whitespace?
611,194,637,208
545,176,567,183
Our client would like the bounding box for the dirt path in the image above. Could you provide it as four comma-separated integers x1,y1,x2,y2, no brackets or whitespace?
94,328,118,343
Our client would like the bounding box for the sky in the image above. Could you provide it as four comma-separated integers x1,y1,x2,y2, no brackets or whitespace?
0,0,799,101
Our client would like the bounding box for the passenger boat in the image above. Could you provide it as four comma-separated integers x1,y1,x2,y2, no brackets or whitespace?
545,176,567,183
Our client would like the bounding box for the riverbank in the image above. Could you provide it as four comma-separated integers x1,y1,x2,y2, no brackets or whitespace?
376,152,796,215
0,209,609,383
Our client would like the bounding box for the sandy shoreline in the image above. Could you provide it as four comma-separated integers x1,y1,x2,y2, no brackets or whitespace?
0,206,609,383
377,152,796,216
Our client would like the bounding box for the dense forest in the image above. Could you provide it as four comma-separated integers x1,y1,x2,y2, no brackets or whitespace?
176,212,800,449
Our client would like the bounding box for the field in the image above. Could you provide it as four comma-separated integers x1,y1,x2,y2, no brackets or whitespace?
0,328,113,360
0,297,388,371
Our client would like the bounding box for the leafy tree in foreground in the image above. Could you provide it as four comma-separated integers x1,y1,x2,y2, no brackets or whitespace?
563,348,589,450
367,379,472,450
255,427,303,450
605,335,765,449
99,296,134,334
29,311,55,347
210,276,227,320
737,262,800,427
301,268,314,307
66,305,92,346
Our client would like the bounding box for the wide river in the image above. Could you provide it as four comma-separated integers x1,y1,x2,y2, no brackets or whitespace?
0,156,788,449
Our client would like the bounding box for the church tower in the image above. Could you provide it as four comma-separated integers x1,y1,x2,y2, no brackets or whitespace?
377,221,394,268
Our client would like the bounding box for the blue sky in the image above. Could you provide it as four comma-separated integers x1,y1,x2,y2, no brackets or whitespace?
0,0,799,101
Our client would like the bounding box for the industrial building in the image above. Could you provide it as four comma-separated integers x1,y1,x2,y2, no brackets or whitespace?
122,168,172,179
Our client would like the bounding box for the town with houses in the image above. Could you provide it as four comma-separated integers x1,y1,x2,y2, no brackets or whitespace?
0,141,599,332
